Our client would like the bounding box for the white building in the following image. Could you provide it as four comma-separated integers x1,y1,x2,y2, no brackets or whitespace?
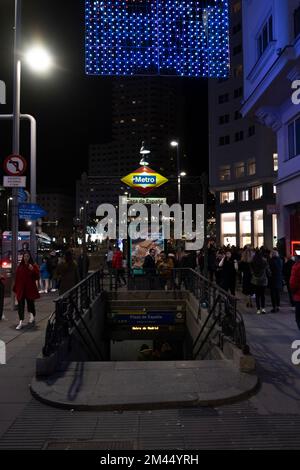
209,0,277,249
242,0,300,255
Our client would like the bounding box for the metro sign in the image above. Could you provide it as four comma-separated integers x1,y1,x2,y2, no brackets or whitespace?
121,166,168,195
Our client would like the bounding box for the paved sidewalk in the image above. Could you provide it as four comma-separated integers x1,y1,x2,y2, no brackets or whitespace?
0,290,299,449
0,293,55,438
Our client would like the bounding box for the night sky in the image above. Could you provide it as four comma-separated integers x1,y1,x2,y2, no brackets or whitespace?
0,0,208,196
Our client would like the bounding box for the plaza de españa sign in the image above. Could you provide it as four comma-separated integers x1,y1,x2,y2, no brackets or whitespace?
121,166,168,196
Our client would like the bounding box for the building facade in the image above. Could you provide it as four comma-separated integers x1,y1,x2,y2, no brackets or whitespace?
76,77,183,217
37,193,74,243
209,0,277,249
241,0,300,256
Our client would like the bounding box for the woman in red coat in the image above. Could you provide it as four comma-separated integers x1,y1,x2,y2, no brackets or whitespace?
13,251,40,330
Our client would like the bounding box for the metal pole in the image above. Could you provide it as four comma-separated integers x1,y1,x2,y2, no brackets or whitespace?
201,173,209,278
12,0,22,306
0,114,37,260
177,144,181,205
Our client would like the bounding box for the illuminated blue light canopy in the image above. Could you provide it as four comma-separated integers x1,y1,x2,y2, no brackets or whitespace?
85,0,230,78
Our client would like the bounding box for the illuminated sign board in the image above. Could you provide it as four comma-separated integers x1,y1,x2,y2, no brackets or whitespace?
121,166,168,195
85,0,230,78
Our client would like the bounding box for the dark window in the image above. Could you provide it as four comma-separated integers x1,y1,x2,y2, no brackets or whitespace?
219,114,230,125
248,125,256,137
235,110,242,120
234,87,243,98
232,23,242,35
257,15,273,59
233,44,242,56
219,136,231,146
218,93,229,104
235,131,244,142
295,6,300,38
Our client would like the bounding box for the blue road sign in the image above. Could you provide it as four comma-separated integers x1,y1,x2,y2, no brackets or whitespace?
17,188,28,203
18,203,47,221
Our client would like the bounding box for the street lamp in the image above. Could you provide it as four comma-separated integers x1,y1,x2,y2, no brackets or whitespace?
25,46,52,74
139,141,150,166
7,197,13,230
170,140,185,205
10,0,52,296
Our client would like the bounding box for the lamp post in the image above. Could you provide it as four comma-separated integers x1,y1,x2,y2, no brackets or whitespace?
170,141,186,205
7,197,13,230
10,0,52,301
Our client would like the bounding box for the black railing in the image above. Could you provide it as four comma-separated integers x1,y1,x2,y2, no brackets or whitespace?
42,271,102,359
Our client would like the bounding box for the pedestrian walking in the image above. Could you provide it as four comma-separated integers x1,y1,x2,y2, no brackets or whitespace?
268,249,283,313
112,247,126,287
77,247,90,281
283,256,296,307
239,248,255,307
143,248,157,289
13,251,40,330
39,257,50,293
250,251,269,315
47,250,59,292
55,250,80,295
0,273,6,321
290,254,300,331
219,250,238,296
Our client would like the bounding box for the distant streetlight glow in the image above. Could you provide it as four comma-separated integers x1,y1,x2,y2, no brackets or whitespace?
170,141,179,147
25,46,52,73
180,172,187,177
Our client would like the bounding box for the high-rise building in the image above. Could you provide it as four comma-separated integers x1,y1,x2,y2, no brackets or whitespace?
209,0,277,249
241,0,300,256
76,77,183,216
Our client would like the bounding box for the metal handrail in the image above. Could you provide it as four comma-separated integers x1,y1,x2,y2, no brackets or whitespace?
42,271,102,358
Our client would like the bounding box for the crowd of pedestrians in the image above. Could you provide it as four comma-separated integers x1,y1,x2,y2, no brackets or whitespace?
0,248,90,330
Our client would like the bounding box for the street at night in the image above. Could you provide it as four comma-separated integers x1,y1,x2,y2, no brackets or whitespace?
0,0,300,458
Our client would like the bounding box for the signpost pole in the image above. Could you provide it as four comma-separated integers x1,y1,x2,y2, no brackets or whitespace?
11,0,22,307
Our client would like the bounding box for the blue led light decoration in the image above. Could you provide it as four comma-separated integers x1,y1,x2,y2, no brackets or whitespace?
85,0,230,78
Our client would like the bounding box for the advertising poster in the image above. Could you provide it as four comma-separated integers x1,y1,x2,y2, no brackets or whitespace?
130,233,164,275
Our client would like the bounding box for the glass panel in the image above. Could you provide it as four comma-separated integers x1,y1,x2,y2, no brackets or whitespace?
288,122,295,159
262,24,268,51
240,212,252,248
221,213,236,246
269,16,273,41
295,118,300,156
254,210,264,248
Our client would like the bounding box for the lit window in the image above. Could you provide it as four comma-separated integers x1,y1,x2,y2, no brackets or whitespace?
257,15,273,59
254,210,264,248
239,190,249,202
252,186,263,200
273,185,277,194
273,153,278,171
219,166,231,181
240,212,252,248
220,192,235,204
235,163,245,178
221,213,237,246
248,160,256,176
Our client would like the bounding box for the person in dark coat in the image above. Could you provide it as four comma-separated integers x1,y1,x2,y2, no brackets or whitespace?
268,249,283,313
55,251,80,296
77,247,90,281
13,251,40,330
283,256,296,307
143,248,156,289
239,248,254,307
207,242,217,282
250,251,269,314
219,250,238,296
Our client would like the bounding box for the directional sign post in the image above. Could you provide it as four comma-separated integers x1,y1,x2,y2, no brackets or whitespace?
18,203,47,221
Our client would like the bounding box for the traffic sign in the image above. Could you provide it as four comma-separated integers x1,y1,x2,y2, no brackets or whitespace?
4,154,27,176
3,176,26,188
17,188,29,202
18,203,47,221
